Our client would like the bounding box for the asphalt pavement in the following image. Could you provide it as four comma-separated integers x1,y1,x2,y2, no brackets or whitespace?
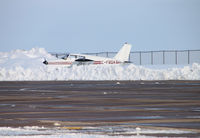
0,80,200,137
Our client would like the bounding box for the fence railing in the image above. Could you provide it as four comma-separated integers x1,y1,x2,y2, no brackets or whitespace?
51,49,200,65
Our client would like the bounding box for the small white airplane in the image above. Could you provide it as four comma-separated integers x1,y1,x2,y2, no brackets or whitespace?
43,43,132,66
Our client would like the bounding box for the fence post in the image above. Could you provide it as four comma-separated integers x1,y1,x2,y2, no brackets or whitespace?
140,52,142,65
106,52,108,57
151,51,153,65
188,50,190,64
175,51,178,64
163,51,165,64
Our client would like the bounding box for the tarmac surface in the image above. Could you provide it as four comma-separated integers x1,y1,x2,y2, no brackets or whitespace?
0,80,200,137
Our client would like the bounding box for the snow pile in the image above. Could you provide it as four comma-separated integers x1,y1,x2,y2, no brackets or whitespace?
0,48,200,81
0,48,55,69
0,127,139,138
0,126,193,137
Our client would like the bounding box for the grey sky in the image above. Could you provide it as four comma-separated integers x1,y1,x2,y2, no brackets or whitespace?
0,0,200,53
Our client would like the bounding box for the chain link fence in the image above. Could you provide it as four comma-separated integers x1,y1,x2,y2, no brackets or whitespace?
51,49,200,65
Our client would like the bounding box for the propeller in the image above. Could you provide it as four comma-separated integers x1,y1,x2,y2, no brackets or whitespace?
43,58,48,65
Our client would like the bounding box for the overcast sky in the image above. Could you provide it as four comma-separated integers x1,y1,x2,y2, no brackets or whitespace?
0,0,200,53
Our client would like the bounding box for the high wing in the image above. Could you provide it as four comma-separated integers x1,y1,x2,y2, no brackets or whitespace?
43,43,132,66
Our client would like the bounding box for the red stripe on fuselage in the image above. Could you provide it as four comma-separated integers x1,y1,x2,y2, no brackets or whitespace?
48,62,72,65
93,61,103,64
47,60,122,65
93,61,122,64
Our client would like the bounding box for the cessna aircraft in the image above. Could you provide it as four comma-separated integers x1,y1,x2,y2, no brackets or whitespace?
43,43,132,66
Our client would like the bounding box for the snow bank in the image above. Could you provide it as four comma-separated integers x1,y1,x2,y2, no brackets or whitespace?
0,127,140,138
0,48,200,81
0,126,193,137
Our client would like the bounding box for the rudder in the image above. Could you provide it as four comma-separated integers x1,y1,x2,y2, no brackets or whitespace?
114,43,132,62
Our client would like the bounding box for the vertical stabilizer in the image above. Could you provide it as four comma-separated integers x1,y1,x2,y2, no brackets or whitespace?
114,43,132,62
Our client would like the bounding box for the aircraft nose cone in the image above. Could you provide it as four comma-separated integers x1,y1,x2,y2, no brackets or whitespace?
43,60,48,65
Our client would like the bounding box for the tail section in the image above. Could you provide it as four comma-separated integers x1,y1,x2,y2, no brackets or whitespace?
114,43,132,62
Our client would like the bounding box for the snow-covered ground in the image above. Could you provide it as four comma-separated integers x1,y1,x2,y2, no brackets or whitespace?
0,126,194,138
0,47,200,80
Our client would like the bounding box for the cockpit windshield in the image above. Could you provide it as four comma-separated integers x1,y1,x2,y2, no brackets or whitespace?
61,54,69,60
69,55,85,60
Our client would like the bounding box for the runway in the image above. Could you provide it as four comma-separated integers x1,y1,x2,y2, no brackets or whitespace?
0,80,200,137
